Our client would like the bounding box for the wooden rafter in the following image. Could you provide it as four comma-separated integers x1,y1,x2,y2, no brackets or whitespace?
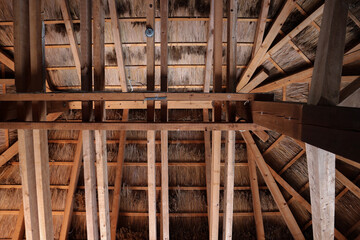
236,0,296,92
242,131,305,240
12,204,25,240
252,0,270,57
107,0,128,91
247,147,265,240
59,133,83,240
0,49,14,71
252,43,360,93
59,0,81,80
161,130,170,240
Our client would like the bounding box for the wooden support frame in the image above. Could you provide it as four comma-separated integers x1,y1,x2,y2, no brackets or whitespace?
237,0,296,92
161,130,169,240
252,0,271,57
242,131,305,240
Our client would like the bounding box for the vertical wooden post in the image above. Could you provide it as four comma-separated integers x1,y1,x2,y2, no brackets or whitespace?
306,1,348,239
222,131,235,239
81,1,99,239
213,0,223,122
147,130,157,240
161,130,169,240
14,0,39,239
209,130,221,239
146,0,156,122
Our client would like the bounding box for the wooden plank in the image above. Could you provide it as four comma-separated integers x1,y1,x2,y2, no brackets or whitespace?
0,49,14,71
248,149,265,240
0,92,274,102
93,0,106,122
240,69,269,93
209,130,221,239
59,0,81,80
0,142,18,168
236,0,296,91
339,77,360,103
160,0,168,123
147,0,156,122
12,204,25,240
306,1,348,239
252,0,271,57
336,170,360,199
222,131,235,240
110,110,128,240
242,131,304,240
147,130,157,240
80,0,93,122
107,0,128,91
203,0,215,93
161,130,169,240
59,133,83,240
82,130,99,240
213,0,223,122
337,155,360,170
0,122,265,132
278,149,305,175
33,128,54,240
95,130,111,239
252,130,270,142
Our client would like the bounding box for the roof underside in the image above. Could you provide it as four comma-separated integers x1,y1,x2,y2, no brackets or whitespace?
0,0,360,239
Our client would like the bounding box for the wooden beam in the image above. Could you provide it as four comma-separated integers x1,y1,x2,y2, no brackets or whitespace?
252,101,360,161
147,130,157,240
0,49,14,71
248,149,265,240
110,110,128,240
59,133,83,240
0,92,274,102
339,77,360,103
252,0,271,57
203,0,215,93
336,170,360,199
222,131,235,240
278,149,305,175
0,122,266,132
0,142,18,168
213,0,223,122
147,0,156,122
240,69,269,94
236,0,296,91
107,0,128,91
160,0,168,123
80,0,93,122
252,130,270,142
160,130,169,240
12,204,25,240
59,0,81,80
82,130,99,240
337,155,360,170
95,130,110,239
242,131,304,240
306,1,348,239
209,130,221,239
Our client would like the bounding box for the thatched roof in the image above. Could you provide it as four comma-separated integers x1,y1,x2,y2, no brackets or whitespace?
0,0,360,239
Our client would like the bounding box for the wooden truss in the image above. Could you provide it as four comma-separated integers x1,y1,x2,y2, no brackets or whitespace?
1,0,360,239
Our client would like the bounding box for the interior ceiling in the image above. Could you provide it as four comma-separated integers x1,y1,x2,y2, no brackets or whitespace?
0,0,359,239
